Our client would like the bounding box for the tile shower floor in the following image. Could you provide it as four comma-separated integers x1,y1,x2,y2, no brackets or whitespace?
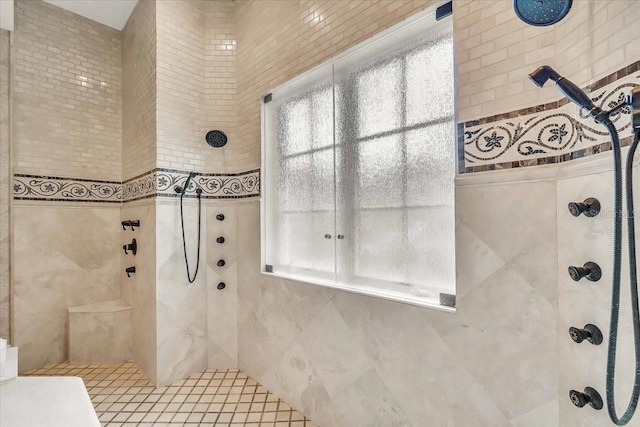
22,361,315,427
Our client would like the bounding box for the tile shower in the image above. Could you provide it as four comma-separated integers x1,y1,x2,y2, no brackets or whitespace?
1,1,639,427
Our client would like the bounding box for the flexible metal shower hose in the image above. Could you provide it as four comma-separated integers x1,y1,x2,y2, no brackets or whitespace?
180,189,202,284
604,120,640,425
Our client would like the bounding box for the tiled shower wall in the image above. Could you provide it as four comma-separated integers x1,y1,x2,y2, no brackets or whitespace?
204,0,237,172
152,0,241,386
455,0,640,122
122,0,156,182
0,29,9,341
233,1,634,426
156,0,207,172
155,0,238,173
235,0,435,171
120,0,158,384
12,0,121,181
233,1,548,426
11,0,123,371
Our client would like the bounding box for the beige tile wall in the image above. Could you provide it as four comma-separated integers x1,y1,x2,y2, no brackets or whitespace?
120,199,157,385
13,202,121,372
455,0,640,121
233,1,560,425
12,0,121,181
206,202,238,369
204,0,237,172
156,0,207,172
235,0,437,171
237,180,559,426
122,0,156,181
0,29,10,341
120,0,159,385
155,0,239,174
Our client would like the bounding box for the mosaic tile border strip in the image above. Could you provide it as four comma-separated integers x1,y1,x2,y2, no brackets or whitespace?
13,174,122,203
13,169,261,203
459,60,640,173
123,168,261,202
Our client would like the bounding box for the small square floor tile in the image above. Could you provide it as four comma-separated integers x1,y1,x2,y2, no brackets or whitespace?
23,361,313,427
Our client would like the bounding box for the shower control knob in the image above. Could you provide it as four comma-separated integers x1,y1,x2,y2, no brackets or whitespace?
569,387,603,410
216,236,225,244
568,198,600,217
216,214,225,221
217,259,225,267
217,282,226,290
569,324,603,345
568,262,601,282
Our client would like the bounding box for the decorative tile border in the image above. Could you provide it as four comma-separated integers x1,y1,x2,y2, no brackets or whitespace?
122,171,155,202
159,169,260,199
13,174,122,203
13,169,261,203
459,60,640,173
123,168,261,202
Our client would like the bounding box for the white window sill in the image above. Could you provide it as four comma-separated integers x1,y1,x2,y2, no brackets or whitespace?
261,270,456,313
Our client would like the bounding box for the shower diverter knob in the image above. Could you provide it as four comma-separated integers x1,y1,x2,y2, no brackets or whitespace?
569,387,603,410
569,324,603,345
568,198,600,217
568,262,601,282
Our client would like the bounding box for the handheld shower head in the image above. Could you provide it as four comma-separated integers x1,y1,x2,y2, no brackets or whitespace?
528,65,603,121
528,65,561,87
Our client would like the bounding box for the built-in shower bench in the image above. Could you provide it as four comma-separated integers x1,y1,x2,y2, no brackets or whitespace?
67,299,132,365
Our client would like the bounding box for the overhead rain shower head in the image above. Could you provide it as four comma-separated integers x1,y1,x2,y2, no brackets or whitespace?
528,65,603,121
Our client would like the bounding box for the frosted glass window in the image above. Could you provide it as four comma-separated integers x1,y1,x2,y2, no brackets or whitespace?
262,7,455,309
357,59,402,138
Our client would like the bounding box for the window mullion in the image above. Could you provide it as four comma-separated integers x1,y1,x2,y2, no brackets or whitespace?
400,54,409,285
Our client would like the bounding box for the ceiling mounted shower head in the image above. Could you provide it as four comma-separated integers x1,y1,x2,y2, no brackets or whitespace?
514,0,573,27
206,130,227,148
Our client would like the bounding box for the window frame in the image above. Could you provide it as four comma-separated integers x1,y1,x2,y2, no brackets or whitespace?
261,7,456,312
